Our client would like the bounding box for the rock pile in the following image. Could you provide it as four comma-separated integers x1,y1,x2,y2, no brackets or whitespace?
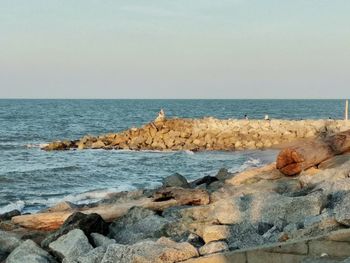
43,118,350,151
3,154,350,262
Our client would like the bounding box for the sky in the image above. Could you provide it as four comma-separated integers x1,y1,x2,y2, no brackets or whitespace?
0,0,350,99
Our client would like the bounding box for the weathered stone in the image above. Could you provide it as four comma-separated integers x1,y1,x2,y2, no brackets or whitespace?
198,241,229,256
91,233,115,247
215,168,232,181
75,246,107,263
227,222,266,249
101,237,198,263
49,229,93,262
162,173,190,188
202,225,230,243
6,239,56,263
0,230,22,253
334,192,350,226
42,212,108,248
108,207,169,244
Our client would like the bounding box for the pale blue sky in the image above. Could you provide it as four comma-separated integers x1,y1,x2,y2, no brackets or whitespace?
1,0,349,98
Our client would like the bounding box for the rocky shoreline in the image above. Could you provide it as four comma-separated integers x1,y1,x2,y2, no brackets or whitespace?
2,119,350,262
43,118,350,151
2,150,350,262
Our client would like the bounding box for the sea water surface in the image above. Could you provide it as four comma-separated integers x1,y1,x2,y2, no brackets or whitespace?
0,99,346,213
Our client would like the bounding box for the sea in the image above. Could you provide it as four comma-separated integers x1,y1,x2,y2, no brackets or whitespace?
0,99,346,214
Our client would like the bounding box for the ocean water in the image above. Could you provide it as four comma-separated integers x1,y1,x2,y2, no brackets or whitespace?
0,99,346,214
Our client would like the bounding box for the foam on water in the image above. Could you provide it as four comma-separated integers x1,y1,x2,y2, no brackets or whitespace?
0,201,25,214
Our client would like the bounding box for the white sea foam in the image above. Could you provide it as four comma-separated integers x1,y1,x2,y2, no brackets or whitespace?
229,157,263,173
25,143,48,148
184,150,194,155
0,200,25,214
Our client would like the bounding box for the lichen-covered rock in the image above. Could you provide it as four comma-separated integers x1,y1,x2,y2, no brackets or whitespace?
6,239,57,263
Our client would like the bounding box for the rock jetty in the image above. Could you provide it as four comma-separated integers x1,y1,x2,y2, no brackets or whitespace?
43,117,350,151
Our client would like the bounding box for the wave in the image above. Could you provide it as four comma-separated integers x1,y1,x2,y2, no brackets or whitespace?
229,157,263,174
1,185,138,214
0,200,25,214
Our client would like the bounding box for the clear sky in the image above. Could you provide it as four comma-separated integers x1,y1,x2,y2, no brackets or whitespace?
1,0,350,99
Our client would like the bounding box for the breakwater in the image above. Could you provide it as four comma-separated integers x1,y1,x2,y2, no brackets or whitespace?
43,118,350,151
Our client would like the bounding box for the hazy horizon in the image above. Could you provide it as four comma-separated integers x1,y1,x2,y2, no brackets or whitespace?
1,0,350,99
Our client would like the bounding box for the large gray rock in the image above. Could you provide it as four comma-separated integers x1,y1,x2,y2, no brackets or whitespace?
162,173,189,188
0,230,22,253
75,246,107,263
49,229,93,262
227,222,266,249
255,191,324,226
215,168,232,181
101,237,198,263
108,207,169,244
91,233,115,247
6,239,56,263
42,212,108,248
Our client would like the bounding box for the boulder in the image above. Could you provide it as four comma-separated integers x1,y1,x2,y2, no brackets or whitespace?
0,230,22,253
42,212,108,248
202,225,230,243
0,210,21,221
198,241,229,256
252,191,324,226
75,246,107,263
91,233,115,247
162,173,190,188
6,239,57,263
49,229,93,262
189,176,218,188
334,192,350,226
227,222,266,249
108,207,169,244
101,237,198,263
215,168,232,181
